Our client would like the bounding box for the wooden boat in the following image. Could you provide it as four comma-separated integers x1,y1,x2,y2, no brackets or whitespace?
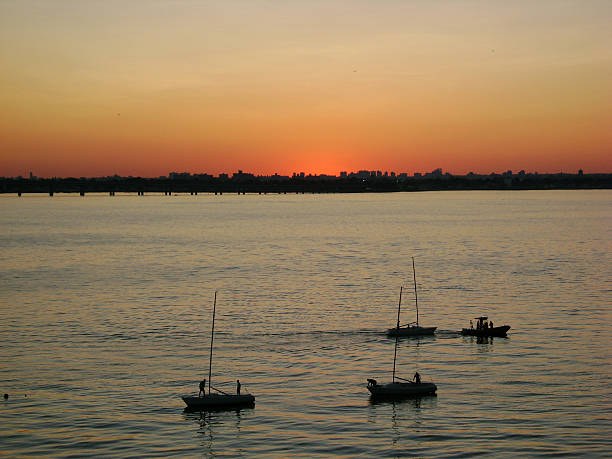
387,258,436,337
461,316,510,337
182,291,255,410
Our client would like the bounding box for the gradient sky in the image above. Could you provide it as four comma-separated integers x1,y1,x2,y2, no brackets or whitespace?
1,0,611,177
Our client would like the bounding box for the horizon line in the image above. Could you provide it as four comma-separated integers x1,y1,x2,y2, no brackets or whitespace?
7,167,609,181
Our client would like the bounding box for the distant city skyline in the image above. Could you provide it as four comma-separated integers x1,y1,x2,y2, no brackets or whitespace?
5,166,608,196
1,1,611,178
8,166,598,181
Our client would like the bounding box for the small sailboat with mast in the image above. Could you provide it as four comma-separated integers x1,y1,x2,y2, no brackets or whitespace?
182,291,255,410
368,310,437,398
387,257,437,337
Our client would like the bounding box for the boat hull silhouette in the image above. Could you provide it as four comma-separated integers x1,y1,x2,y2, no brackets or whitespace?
182,394,255,409
387,325,437,337
367,381,437,397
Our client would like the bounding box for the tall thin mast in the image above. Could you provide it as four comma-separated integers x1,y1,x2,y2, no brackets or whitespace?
395,286,403,330
208,291,217,395
392,286,402,382
412,257,419,327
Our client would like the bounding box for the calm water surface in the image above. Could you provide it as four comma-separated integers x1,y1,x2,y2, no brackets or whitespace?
1,191,611,457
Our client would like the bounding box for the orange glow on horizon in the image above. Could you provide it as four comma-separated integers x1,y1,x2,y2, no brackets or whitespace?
1,1,611,178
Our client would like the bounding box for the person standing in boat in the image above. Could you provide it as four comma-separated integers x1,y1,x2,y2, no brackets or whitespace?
199,379,206,397
413,372,421,384
490,320,493,329
236,379,241,396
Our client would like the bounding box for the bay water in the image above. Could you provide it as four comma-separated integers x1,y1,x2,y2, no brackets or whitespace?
1,190,610,457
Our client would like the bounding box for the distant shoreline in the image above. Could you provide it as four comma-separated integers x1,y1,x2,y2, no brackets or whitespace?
2,172,611,195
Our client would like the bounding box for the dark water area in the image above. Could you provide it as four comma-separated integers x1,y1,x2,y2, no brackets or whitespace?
1,191,610,457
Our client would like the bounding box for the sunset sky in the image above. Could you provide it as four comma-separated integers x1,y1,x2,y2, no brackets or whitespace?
1,0,611,178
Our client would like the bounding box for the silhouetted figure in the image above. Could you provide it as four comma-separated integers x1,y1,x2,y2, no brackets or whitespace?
199,379,206,397
484,320,488,329
470,320,474,329
236,379,241,396
490,321,494,329
414,372,421,384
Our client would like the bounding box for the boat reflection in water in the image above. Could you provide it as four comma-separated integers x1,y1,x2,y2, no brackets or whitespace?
472,333,514,345
368,393,438,410
184,406,249,455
